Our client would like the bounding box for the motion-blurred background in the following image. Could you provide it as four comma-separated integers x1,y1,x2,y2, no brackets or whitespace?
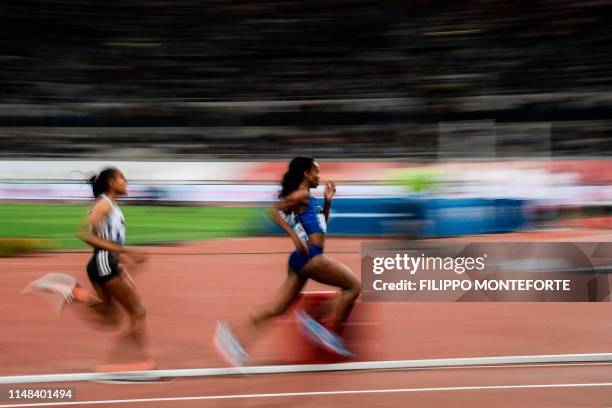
1,0,611,254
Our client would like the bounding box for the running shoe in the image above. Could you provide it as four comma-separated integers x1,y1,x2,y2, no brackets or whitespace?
214,321,249,367
22,273,77,314
295,309,354,358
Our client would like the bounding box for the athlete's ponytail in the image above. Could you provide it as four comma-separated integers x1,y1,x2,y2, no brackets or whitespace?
279,157,315,198
88,167,119,198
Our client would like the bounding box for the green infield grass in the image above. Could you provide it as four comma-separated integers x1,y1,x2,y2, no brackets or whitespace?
0,203,265,250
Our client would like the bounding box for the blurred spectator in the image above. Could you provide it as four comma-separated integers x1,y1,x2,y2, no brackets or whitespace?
1,0,611,158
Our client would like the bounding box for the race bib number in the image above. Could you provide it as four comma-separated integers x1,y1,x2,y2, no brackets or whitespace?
317,213,327,233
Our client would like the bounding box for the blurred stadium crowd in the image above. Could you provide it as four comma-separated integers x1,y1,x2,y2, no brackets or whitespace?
1,0,611,158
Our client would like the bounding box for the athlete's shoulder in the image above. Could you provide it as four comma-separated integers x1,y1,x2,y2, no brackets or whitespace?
285,188,310,202
91,195,112,214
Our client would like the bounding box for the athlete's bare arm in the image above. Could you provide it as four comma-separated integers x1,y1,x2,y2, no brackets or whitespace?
268,189,310,254
76,198,144,263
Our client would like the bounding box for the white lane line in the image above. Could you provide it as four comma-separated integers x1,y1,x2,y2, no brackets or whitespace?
1,382,612,407
1,353,611,385
395,361,612,371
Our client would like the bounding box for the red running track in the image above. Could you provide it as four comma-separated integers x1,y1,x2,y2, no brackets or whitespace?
1,231,611,407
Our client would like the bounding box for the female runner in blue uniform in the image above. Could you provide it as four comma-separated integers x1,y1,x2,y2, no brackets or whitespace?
215,157,361,365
